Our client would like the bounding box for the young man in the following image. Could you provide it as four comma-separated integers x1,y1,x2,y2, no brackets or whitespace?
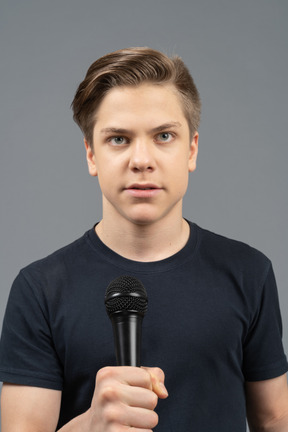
0,47,288,431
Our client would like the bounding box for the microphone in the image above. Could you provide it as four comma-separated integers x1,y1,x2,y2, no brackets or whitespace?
105,275,148,367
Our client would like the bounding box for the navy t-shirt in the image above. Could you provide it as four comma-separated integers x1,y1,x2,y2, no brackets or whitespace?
0,222,287,431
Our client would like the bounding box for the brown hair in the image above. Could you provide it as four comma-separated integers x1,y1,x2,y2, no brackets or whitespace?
71,47,201,145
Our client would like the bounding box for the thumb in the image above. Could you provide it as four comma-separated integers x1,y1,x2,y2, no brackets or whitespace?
142,367,169,399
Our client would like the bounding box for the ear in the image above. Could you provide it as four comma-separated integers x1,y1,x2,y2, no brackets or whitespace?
84,139,98,177
188,132,199,172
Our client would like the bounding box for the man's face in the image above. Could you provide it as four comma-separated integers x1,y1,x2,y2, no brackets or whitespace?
85,83,198,227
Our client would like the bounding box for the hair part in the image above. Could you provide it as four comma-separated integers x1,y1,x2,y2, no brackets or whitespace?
71,47,201,146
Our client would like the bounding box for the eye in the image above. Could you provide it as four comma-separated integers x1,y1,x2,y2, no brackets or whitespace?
109,136,128,145
156,132,173,143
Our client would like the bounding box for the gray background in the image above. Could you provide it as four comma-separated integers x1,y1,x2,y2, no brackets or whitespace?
0,0,287,430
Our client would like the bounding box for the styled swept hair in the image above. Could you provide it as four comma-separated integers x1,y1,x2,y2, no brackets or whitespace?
72,47,201,145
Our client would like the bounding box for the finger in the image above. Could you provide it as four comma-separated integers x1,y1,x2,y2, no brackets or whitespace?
97,366,153,390
120,384,158,410
110,405,159,430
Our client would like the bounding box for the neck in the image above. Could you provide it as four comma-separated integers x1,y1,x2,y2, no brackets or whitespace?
95,216,190,262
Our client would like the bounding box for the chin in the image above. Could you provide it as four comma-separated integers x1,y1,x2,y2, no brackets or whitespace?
126,211,166,227
128,217,157,226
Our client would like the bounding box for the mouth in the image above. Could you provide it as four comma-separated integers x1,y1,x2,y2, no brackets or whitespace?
125,184,162,197
126,184,160,190
132,187,156,190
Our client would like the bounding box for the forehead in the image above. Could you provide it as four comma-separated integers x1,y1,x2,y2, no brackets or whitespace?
94,83,188,128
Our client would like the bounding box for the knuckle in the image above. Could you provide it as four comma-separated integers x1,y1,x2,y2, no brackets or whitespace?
100,385,119,404
152,367,165,381
102,404,121,424
96,366,114,383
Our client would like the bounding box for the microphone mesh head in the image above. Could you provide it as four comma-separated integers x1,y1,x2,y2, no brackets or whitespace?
105,275,148,316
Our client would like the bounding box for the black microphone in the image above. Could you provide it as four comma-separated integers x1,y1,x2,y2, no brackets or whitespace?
105,275,148,367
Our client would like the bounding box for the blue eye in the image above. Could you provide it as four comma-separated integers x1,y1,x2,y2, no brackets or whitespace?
110,136,127,145
157,132,173,142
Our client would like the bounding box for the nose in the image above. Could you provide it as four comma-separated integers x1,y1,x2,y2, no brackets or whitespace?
128,140,155,172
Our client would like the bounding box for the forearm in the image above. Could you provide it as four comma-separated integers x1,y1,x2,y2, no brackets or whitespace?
249,411,288,432
246,375,288,432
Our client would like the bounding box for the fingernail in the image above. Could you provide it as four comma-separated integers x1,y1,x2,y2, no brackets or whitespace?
159,382,169,397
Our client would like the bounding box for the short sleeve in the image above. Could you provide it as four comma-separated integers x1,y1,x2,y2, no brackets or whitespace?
243,262,288,381
0,270,63,390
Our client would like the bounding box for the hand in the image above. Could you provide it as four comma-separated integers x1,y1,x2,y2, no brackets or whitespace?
86,366,168,431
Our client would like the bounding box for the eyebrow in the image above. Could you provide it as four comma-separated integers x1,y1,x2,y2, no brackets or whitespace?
100,122,182,135
150,122,182,133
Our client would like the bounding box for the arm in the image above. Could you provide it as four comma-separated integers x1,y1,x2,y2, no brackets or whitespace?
1,384,62,432
1,366,168,432
246,374,288,432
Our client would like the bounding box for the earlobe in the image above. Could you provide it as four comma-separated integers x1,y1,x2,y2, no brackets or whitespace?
188,132,199,172
84,139,98,177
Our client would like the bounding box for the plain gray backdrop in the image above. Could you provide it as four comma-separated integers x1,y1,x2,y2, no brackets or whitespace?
0,1,287,430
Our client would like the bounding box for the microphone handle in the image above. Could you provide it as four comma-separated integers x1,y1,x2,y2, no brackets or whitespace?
110,312,143,367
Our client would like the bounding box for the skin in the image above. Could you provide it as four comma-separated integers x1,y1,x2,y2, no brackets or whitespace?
246,376,288,431
1,367,168,432
84,83,198,262
1,83,288,431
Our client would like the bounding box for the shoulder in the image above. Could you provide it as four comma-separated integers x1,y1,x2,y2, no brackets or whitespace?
22,228,93,270
193,223,272,281
13,228,95,298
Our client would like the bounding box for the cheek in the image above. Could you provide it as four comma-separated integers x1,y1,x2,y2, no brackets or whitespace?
92,153,112,178
96,170,109,188
169,152,191,176
96,167,120,199
176,158,191,187
169,166,190,193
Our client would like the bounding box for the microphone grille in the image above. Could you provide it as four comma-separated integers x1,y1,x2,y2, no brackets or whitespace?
105,275,148,316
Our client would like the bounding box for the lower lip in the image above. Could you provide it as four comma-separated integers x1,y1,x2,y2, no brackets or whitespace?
125,188,162,198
